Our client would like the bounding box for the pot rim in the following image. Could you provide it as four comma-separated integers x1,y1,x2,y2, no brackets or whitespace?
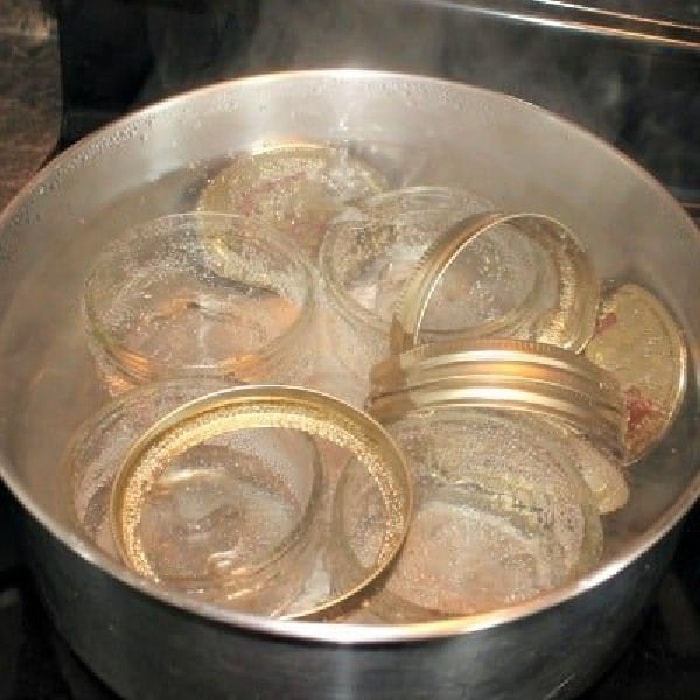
1,67,698,646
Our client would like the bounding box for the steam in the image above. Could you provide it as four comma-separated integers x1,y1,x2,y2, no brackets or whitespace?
142,1,627,140
439,12,627,142
239,0,445,75
139,0,698,200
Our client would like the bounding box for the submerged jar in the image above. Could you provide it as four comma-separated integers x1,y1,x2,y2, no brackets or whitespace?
84,212,317,394
318,186,498,402
62,378,324,617
330,408,604,623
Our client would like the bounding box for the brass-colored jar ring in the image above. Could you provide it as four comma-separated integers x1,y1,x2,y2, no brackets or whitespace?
372,338,621,405
372,362,620,410
368,381,623,459
110,385,412,621
369,338,624,457
390,212,600,354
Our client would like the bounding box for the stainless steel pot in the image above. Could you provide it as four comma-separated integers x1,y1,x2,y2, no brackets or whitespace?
0,70,698,700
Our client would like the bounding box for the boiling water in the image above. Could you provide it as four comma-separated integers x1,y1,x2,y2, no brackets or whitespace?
2,145,697,620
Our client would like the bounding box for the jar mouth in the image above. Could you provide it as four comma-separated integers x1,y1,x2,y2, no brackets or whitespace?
319,188,546,342
84,212,317,385
329,407,604,623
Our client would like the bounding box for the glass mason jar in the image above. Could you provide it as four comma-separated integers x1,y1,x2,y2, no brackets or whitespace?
329,407,604,623
84,212,318,394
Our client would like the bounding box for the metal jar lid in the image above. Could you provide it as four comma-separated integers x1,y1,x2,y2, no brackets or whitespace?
584,283,688,465
109,385,412,621
197,142,389,260
390,212,600,354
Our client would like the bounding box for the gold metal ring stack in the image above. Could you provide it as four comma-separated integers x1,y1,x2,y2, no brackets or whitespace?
368,337,629,515
109,385,412,620
369,338,625,459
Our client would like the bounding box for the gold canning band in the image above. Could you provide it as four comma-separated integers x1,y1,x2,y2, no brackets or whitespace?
368,382,623,458
584,283,688,465
371,338,620,402
368,338,624,458
390,212,600,355
110,385,412,621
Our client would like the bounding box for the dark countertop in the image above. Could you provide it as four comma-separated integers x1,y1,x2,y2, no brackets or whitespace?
0,0,59,614
0,0,60,211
